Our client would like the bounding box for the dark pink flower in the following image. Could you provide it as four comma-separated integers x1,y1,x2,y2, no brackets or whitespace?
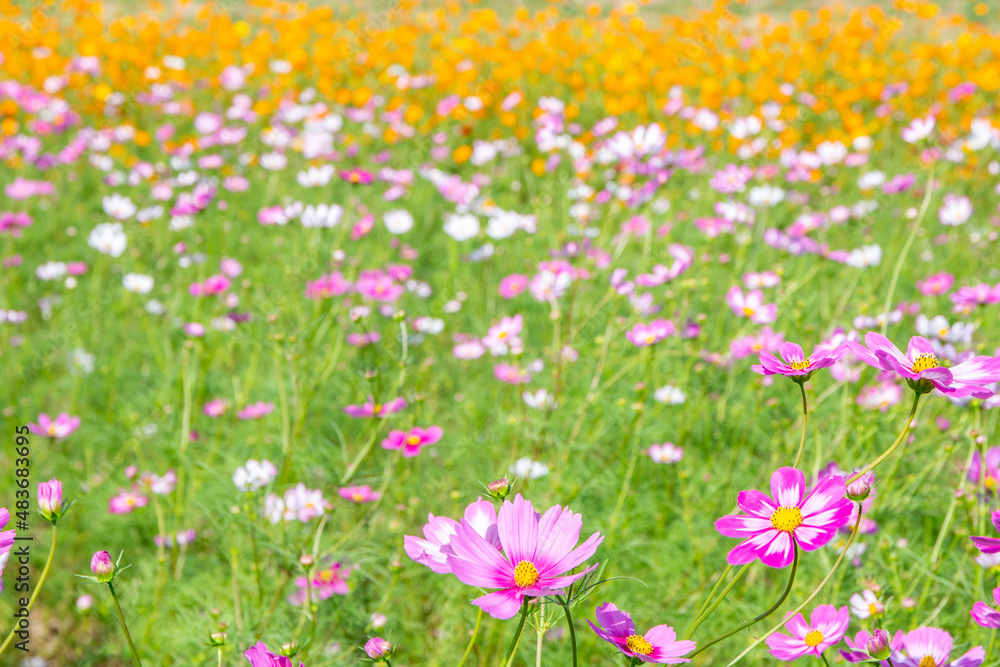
382,426,442,457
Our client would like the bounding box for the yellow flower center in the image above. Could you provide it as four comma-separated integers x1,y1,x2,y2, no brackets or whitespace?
911,353,938,373
939,328,949,337
868,603,880,616
803,630,824,647
770,506,803,532
789,358,811,371
406,435,421,446
498,331,507,339
919,656,937,667
373,404,382,413
47,425,56,436
645,335,655,344
351,493,364,502
626,634,654,655
318,571,334,583
743,306,755,317
513,560,540,588
987,476,997,490
350,173,360,182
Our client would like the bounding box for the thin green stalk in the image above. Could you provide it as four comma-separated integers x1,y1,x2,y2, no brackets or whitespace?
847,393,920,485
0,526,57,657
500,599,530,667
560,599,578,667
109,583,144,667
793,381,808,468
689,544,798,657
683,564,733,639
246,495,264,604
456,608,484,667
725,510,862,666
683,563,752,640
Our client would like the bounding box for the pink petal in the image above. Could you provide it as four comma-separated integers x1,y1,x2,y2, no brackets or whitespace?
770,467,805,508
472,589,524,620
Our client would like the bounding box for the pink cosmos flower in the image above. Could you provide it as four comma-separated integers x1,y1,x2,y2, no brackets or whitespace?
751,341,845,379
971,509,1000,554
847,332,1000,398
445,494,603,619
342,396,407,418
382,426,443,457
0,508,15,580
482,315,524,356
916,272,954,296
37,479,63,521
950,284,1000,314
971,588,1000,628
766,605,849,660
264,484,329,523
404,498,500,574
726,286,777,324
499,274,528,298
109,490,148,514
355,270,403,302
244,641,302,667
28,412,81,438
714,467,853,568
893,627,984,667
625,320,675,347
346,332,381,347
305,271,352,299
970,448,1000,493
647,443,683,464
288,560,353,605
203,399,229,417
238,402,275,420
341,168,373,184
588,602,696,664
856,381,903,411
494,363,532,384
339,485,381,503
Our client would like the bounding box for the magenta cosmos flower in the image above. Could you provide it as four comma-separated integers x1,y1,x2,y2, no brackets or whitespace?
625,320,675,347
445,494,603,619
382,426,442,457
28,412,81,438
840,629,904,664
714,467,853,568
588,602,695,664
893,627,984,667
404,499,499,574
847,332,1000,398
343,396,406,418
971,587,1000,629
244,641,303,667
237,401,274,420
765,605,849,660
726,286,777,324
338,485,380,503
970,509,1000,553
752,341,845,379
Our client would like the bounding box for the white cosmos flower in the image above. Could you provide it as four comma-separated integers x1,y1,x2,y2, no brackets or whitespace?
654,385,687,405
123,273,154,294
384,209,414,234
296,164,334,187
102,193,137,220
87,222,127,257
938,194,972,226
443,213,480,241
300,203,343,228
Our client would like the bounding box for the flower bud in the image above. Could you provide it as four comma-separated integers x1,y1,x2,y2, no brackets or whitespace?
91,550,115,582
846,471,875,502
866,629,891,660
209,631,227,646
487,478,511,500
364,637,392,660
37,478,64,522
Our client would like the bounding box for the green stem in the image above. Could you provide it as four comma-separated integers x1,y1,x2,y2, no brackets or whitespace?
821,652,832,667
725,510,863,666
689,544,798,657
683,563,752,640
456,607,484,667
561,599,578,667
109,583,144,667
0,526,58,657
847,393,920,484
500,599,530,667
246,495,264,605
793,381,808,468
683,564,733,639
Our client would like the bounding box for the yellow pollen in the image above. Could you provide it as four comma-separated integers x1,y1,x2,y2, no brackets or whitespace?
789,358,811,371
499,331,507,339
373,404,382,413
351,493,364,502
868,603,880,615
625,634,654,655
743,306,755,316
513,560,540,588
350,173,360,182
126,497,135,506
47,425,56,436
406,435,421,446
645,335,656,344
911,353,938,373
919,657,937,667
987,476,996,490
318,571,334,583
770,506,803,532
803,630,824,647
939,328,949,337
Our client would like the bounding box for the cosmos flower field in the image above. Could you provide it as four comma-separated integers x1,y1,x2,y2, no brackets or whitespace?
5,0,1000,664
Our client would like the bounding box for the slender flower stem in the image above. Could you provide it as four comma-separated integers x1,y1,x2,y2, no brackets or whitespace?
847,393,920,485
689,544,798,657
725,510,863,666
609,346,655,537
683,563,752,640
456,608,484,667
245,495,264,605
887,659,895,667
217,647,223,667
821,652,832,667
0,526,58,657
109,583,144,667
683,564,733,639
500,599,530,667
560,598,578,667
793,381,808,468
